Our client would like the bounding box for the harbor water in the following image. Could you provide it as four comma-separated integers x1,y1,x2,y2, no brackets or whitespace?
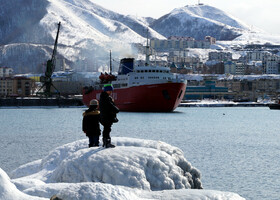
0,107,279,200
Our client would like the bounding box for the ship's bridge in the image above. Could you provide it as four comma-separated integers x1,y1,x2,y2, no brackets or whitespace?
133,65,170,74
126,65,176,86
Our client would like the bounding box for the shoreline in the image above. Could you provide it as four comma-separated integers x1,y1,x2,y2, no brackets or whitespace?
179,100,271,107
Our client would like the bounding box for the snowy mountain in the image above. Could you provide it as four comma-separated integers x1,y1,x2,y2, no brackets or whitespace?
0,137,245,200
0,0,164,73
150,4,251,40
0,1,279,73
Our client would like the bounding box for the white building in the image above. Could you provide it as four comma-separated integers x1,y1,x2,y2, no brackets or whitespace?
0,67,13,77
224,61,236,74
264,55,280,74
246,51,272,62
208,51,232,61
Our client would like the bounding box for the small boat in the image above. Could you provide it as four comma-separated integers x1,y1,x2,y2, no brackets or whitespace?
269,100,280,110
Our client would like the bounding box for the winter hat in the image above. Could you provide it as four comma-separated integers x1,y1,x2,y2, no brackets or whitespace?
90,99,99,106
103,84,114,91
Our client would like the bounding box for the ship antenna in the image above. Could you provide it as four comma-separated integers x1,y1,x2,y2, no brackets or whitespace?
145,29,150,66
109,50,112,73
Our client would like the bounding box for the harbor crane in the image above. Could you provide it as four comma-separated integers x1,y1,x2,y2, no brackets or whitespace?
38,22,61,97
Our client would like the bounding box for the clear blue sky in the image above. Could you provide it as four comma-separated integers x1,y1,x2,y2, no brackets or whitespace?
93,0,280,35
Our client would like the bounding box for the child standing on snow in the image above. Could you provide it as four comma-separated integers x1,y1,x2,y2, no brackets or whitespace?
99,84,119,148
82,99,101,147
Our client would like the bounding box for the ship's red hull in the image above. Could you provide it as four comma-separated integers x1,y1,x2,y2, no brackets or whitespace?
83,82,186,112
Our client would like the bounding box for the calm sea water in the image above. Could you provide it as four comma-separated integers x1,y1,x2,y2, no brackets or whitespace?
0,106,279,200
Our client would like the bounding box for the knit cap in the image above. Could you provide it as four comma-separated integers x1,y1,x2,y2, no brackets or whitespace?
103,84,114,91
90,99,99,106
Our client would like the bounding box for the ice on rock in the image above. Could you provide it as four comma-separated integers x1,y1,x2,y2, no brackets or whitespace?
6,137,245,200
12,137,202,190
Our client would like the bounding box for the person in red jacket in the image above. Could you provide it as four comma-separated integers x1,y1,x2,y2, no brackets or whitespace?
82,99,101,147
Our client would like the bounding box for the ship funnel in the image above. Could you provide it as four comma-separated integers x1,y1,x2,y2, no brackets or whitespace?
118,58,134,75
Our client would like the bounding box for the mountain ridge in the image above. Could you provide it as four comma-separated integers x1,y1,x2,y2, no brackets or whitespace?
0,0,277,73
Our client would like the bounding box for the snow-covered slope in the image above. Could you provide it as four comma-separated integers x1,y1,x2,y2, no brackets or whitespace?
0,0,164,73
1,1,280,73
0,137,245,200
150,4,252,41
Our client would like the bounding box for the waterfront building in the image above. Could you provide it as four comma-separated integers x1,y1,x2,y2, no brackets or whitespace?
185,80,229,100
0,76,33,97
216,75,280,101
52,81,83,95
0,77,13,97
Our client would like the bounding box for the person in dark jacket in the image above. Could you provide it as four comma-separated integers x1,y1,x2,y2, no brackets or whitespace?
99,84,119,148
82,99,101,147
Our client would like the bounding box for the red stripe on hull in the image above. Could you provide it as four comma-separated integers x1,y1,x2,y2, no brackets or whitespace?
83,82,186,112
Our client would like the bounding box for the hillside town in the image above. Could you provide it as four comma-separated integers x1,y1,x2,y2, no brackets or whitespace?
1,35,280,103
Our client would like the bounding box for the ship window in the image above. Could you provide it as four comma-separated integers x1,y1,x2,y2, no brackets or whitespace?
145,70,147,72
152,70,155,72
149,70,151,72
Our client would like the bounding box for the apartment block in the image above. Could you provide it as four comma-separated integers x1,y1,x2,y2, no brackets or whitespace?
0,67,13,77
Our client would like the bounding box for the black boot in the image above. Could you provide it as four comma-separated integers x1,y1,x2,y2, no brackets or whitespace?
102,138,106,147
103,138,115,148
106,143,115,148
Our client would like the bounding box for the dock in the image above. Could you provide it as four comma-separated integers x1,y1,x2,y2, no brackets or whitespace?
0,97,84,107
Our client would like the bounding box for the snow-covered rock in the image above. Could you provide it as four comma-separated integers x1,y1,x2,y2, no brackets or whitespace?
11,137,202,190
2,137,245,200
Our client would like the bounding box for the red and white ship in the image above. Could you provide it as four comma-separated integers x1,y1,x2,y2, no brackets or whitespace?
83,48,186,112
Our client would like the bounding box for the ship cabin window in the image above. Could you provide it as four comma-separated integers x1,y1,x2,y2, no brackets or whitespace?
148,77,160,79
145,70,148,72
152,70,155,72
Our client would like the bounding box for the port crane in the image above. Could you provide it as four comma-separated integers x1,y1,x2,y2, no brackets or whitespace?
38,22,61,97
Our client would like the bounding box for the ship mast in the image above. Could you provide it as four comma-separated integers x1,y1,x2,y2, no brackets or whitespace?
145,29,150,66
109,50,112,73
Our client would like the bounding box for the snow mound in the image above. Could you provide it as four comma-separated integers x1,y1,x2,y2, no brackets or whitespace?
11,137,202,190
5,137,245,199
0,168,46,200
